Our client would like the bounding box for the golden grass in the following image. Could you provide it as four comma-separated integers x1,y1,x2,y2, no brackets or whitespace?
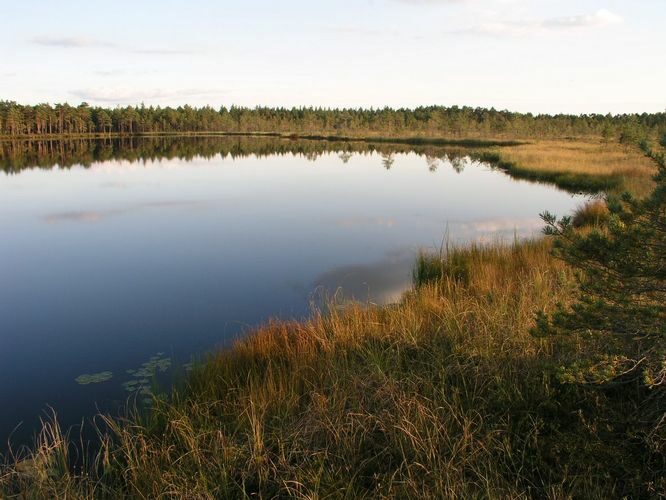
495,139,656,196
2,140,663,498
571,200,610,228
4,239,662,498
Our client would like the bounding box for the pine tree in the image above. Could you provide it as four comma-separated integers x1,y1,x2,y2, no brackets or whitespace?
536,142,665,387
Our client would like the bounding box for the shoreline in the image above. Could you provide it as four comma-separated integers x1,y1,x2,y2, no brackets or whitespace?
1,137,662,497
0,130,527,148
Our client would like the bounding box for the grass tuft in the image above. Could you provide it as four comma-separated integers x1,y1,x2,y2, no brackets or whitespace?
571,199,610,228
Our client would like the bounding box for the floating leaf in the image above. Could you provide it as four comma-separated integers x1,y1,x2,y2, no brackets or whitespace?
75,371,113,385
121,352,173,397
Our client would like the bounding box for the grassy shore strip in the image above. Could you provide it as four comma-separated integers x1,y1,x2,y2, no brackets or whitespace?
0,130,527,148
477,150,617,193
2,239,662,498
479,140,657,196
287,134,525,148
1,139,661,497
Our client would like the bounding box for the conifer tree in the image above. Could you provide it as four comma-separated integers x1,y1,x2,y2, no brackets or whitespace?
537,142,665,387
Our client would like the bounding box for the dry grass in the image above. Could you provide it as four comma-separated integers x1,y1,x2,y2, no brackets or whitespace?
2,139,662,498
3,239,662,498
489,139,656,196
571,200,610,228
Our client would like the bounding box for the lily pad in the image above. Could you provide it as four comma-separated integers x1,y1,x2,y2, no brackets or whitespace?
75,371,113,385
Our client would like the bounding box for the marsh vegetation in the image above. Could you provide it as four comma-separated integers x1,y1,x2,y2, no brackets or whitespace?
1,132,663,498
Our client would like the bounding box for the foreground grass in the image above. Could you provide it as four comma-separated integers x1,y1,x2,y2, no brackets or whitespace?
480,139,656,196
2,239,663,498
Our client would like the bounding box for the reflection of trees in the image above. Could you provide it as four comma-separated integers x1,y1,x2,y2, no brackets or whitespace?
451,156,466,174
0,136,476,175
305,151,322,162
425,155,440,172
338,152,353,164
381,153,395,170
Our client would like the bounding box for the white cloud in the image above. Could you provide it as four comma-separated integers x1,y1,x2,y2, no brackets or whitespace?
394,0,521,5
457,9,624,37
395,0,467,4
543,9,623,29
31,36,197,56
31,36,116,48
70,88,225,104
131,48,196,55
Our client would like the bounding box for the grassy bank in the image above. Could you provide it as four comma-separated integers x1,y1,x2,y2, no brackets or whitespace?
479,139,656,196
2,239,663,498
1,137,662,498
0,130,525,149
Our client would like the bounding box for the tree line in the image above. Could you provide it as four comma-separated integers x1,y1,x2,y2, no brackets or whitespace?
1,101,664,140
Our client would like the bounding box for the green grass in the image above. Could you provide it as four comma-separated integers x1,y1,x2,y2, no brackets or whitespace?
2,239,663,498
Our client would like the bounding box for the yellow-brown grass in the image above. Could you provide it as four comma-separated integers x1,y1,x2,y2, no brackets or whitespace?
4,239,661,498
494,139,656,196
571,199,610,228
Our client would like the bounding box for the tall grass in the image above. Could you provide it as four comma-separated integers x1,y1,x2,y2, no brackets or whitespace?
571,199,610,228
481,139,656,196
3,239,662,498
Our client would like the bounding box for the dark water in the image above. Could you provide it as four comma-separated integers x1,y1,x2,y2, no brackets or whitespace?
0,136,583,449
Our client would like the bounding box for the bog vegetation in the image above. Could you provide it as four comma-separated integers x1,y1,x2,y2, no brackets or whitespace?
0,125,664,497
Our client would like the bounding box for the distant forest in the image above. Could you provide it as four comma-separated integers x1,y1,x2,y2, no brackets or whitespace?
1,101,665,140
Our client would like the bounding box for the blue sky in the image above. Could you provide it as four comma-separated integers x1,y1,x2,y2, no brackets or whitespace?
1,0,664,114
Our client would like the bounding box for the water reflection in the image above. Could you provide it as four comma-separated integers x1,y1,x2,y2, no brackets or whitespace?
313,252,415,305
1,135,486,175
0,136,583,450
42,200,210,224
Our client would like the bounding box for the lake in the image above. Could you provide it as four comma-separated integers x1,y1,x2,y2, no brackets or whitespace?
0,136,584,449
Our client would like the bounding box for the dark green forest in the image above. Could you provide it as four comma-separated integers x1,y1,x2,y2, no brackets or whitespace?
1,101,664,139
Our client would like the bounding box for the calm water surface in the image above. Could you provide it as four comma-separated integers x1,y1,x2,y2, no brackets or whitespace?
0,137,583,447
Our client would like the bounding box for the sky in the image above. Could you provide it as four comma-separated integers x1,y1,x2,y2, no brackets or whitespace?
1,0,664,114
